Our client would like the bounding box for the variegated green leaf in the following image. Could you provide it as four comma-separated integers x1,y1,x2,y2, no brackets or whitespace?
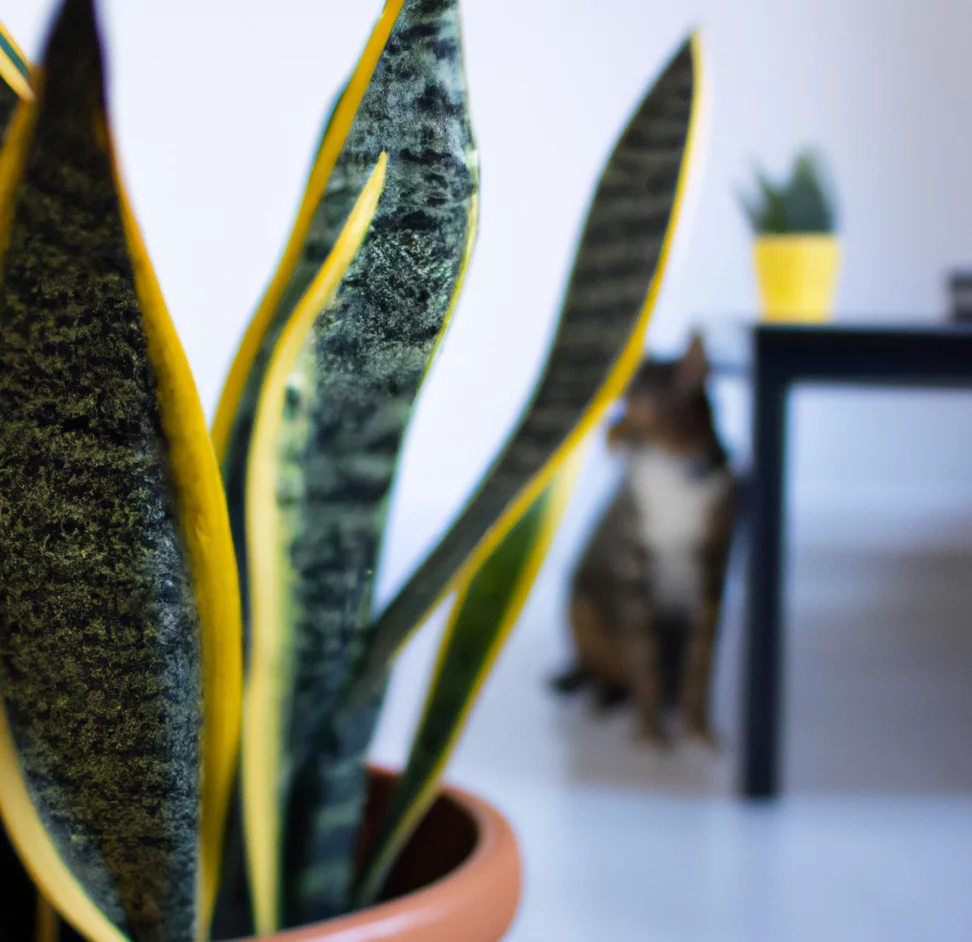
211,0,477,609
0,3,243,942
0,18,31,131
228,0,479,932
0,20,37,942
356,455,582,906
348,32,706,704
240,155,389,935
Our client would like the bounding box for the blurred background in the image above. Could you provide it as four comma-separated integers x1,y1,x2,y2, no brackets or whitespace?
6,0,972,937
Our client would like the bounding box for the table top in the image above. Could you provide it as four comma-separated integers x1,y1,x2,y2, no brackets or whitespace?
699,320,972,380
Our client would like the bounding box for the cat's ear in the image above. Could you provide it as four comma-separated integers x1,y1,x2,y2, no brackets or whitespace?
676,332,708,391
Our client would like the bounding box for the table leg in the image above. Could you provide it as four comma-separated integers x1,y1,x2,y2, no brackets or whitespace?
742,366,787,799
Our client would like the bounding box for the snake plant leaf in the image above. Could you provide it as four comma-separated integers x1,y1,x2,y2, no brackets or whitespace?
211,0,401,467
211,0,478,621
0,3,243,942
0,35,74,942
356,455,582,905
0,19,31,130
348,31,706,705
0,34,41,942
242,154,388,935
240,1,479,930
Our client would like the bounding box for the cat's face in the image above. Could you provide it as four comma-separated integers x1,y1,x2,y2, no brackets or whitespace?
608,335,710,457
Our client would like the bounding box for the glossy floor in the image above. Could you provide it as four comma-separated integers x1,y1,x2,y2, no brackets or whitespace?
372,506,972,942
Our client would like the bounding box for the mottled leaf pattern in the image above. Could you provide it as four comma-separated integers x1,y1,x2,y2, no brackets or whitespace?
356,457,581,905
0,3,243,942
0,19,31,129
211,0,404,620
241,156,389,935
235,0,478,931
0,23,38,942
349,34,704,704
0,5,702,940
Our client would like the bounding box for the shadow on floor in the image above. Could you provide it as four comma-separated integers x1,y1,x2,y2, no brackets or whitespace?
548,537,972,797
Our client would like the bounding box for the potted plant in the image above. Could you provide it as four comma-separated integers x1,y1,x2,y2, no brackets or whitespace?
0,2,704,941
740,149,841,323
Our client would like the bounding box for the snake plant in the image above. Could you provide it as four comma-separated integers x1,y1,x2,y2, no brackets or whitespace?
0,0,704,940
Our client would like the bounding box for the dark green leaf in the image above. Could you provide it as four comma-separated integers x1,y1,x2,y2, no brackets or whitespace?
740,149,836,234
235,0,479,930
0,3,243,941
356,466,576,905
0,19,31,132
347,33,703,707
0,27,37,940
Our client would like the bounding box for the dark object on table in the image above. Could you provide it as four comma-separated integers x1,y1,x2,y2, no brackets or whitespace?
948,271,972,323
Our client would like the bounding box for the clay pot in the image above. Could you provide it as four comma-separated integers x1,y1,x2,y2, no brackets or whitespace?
256,768,522,942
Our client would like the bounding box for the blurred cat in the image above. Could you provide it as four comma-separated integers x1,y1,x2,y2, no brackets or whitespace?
553,335,738,743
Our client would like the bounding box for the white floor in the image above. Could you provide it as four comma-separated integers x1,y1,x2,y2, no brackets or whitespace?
371,503,972,942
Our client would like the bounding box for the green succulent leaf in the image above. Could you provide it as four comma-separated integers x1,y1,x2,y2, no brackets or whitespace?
212,0,476,610
240,155,389,935
0,21,38,942
355,456,581,906
740,149,836,234
228,0,479,932
0,3,243,942
0,19,30,131
783,151,835,232
753,167,789,234
347,32,705,707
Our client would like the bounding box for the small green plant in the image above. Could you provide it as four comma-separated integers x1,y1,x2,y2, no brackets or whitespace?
740,150,837,234
0,3,704,941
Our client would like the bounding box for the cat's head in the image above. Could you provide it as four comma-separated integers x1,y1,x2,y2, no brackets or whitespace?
607,333,713,457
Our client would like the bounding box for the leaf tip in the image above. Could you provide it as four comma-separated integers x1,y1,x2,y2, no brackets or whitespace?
42,0,107,102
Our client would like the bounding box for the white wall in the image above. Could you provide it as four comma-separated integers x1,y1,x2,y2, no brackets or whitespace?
4,0,972,580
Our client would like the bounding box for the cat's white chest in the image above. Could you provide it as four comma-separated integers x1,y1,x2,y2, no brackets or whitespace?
628,450,728,548
627,450,731,610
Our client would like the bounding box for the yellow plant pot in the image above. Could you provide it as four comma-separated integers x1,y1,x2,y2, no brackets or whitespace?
753,234,841,323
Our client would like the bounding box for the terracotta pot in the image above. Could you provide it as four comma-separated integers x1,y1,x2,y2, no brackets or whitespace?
252,768,521,942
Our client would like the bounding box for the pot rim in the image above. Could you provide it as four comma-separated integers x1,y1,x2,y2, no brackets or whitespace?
247,766,521,942
753,232,839,243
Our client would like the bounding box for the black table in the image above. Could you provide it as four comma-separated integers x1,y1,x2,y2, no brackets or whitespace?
741,324,972,799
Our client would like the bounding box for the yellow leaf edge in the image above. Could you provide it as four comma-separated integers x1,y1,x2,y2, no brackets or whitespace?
358,445,586,903
0,18,33,102
109,128,245,942
383,29,709,670
242,154,389,936
210,0,406,462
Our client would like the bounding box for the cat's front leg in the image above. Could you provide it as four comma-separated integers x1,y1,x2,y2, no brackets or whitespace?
681,600,720,746
619,598,664,742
